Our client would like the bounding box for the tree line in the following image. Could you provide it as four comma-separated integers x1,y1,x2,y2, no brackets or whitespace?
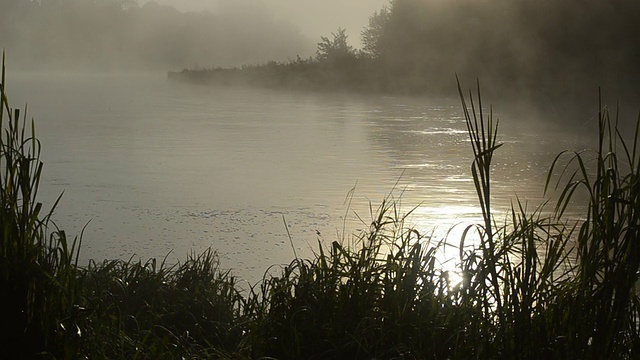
175,0,640,112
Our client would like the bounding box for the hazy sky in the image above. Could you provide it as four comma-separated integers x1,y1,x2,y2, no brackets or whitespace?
143,0,390,45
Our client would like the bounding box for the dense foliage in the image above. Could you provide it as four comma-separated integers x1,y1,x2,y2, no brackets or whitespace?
364,0,640,100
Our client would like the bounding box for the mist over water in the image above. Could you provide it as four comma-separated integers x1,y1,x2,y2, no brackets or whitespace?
2,0,638,107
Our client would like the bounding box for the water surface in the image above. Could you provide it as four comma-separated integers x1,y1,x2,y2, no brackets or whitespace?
7,72,594,283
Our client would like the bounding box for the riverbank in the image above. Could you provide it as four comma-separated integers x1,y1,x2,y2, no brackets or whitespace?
167,57,395,95
168,60,640,126
3,57,640,358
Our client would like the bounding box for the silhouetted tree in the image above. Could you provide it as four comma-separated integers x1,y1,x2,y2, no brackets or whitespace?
361,3,392,59
316,28,355,63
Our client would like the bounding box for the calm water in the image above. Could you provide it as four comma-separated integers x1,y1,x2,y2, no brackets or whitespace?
6,72,594,284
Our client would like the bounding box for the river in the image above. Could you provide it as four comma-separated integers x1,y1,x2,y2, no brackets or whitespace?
5,72,595,284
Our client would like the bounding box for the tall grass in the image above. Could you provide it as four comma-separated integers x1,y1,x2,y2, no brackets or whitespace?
543,93,640,358
0,52,82,358
1,51,639,358
76,250,246,358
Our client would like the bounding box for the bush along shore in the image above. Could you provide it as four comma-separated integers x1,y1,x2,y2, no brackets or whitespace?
3,55,640,359
167,56,389,94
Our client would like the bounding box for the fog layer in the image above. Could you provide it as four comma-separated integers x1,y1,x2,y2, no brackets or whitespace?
145,0,389,42
0,0,314,71
2,0,639,116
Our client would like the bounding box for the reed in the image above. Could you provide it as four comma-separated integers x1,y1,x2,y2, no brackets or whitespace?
544,92,640,358
77,249,246,358
0,51,83,358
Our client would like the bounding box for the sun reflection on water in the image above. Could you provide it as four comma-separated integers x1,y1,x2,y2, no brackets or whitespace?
404,203,486,290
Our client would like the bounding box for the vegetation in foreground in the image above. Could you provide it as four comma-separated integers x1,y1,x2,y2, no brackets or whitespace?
2,55,640,359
